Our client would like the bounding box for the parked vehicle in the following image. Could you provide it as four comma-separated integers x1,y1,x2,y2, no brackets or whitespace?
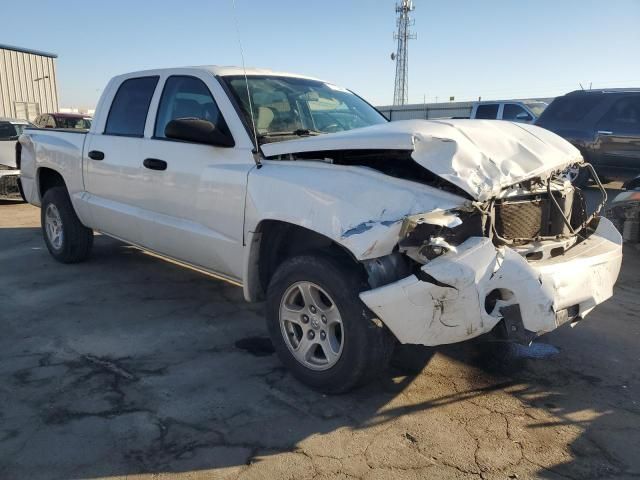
33,113,92,130
18,66,622,393
608,174,640,243
470,100,548,123
0,117,30,200
536,89,640,186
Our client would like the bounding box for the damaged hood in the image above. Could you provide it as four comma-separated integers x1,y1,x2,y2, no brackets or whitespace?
261,119,582,201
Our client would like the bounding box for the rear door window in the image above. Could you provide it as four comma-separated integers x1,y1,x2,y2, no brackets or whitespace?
502,104,532,121
105,76,159,136
475,104,499,119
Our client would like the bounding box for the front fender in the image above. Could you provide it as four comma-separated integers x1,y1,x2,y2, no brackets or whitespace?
244,160,469,261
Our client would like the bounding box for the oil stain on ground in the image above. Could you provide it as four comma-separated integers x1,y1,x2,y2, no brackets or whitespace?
235,337,275,357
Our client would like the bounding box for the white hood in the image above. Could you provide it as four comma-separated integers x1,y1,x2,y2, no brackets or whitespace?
261,119,582,201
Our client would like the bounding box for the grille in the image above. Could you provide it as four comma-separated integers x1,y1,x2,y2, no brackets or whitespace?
495,198,547,240
494,190,577,242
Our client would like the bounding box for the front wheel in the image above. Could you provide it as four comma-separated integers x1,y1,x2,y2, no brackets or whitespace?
41,187,93,263
565,165,590,188
266,254,394,394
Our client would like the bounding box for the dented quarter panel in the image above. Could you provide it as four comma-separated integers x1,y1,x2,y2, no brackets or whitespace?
360,218,622,346
243,159,469,260
261,119,583,201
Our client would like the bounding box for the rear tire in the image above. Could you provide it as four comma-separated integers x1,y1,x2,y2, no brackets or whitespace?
41,187,93,263
266,254,394,394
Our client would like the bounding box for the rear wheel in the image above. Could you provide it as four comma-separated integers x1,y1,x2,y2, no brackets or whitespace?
565,165,590,188
266,254,394,393
41,187,93,263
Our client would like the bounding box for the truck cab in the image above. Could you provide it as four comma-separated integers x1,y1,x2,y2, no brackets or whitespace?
470,100,548,123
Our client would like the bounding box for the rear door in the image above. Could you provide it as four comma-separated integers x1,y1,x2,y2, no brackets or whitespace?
83,75,160,244
139,73,252,278
594,95,640,175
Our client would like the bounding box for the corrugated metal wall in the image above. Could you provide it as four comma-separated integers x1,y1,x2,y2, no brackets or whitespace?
0,47,58,121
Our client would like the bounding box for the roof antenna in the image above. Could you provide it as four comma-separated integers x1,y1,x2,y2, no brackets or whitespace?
231,0,261,167
579,82,585,90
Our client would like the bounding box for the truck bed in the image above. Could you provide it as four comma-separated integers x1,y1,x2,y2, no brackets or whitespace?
19,128,87,206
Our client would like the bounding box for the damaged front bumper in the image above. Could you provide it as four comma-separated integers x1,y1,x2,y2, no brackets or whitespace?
359,217,623,346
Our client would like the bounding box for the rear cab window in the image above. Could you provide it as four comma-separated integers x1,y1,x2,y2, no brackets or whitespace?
105,76,159,136
475,104,499,119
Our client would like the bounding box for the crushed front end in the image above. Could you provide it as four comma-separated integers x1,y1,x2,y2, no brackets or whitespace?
360,165,623,346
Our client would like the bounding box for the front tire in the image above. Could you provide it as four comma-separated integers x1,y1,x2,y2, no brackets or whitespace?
266,254,394,394
41,187,93,263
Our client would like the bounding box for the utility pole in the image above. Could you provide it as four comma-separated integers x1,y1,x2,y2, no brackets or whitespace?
391,0,416,105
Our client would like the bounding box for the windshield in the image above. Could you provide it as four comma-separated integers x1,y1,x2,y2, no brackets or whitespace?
524,102,548,118
56,117,92,129
222,75,387,142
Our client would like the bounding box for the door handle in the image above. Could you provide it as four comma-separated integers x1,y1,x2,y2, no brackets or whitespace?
143,158,167,171
597,130,613,136
88,150,105,160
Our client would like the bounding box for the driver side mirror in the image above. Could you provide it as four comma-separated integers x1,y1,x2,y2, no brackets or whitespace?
516,112,532,121
165,118,235,148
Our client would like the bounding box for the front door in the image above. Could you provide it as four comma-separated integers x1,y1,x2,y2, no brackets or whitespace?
137,74,252,278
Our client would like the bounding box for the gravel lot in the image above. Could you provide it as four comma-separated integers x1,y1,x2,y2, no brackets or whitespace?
1,196,639,480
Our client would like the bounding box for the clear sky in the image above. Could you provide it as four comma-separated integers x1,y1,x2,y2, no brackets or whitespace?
3,0,639,108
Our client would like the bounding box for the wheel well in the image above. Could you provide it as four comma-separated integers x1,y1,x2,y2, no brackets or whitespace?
256,220,360,297
15,142,22,169
38,168,66,200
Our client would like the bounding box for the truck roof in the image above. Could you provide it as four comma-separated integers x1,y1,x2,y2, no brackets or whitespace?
119,65,324,81
564,88,640,96
473,99,545,105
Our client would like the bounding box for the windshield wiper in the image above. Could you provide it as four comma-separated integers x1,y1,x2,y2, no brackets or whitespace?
259,128,322,138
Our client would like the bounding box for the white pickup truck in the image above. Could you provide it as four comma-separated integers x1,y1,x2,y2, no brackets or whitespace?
19,66,623,392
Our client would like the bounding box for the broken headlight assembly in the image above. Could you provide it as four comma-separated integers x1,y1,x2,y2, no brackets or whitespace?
397,165,608,266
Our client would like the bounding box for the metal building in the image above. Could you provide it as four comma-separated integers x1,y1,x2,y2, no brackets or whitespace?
0,44,59,121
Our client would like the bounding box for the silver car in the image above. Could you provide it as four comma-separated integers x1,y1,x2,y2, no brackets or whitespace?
0,117,30,200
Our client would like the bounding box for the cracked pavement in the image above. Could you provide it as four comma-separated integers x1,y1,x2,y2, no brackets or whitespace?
1,199,639,480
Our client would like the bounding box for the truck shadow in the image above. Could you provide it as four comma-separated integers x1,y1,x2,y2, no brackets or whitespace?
0,229,637,479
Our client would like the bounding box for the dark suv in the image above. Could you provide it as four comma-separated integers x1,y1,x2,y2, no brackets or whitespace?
536,89,640,187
